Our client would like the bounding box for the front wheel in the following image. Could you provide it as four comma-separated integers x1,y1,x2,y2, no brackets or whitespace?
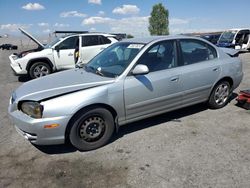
208,81,231,109
69,108,115,151
29,62,52,79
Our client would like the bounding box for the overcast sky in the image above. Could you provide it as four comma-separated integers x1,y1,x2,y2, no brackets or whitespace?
0,0,250,37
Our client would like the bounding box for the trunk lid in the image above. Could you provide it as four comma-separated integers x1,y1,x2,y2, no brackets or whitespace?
219,47,239,57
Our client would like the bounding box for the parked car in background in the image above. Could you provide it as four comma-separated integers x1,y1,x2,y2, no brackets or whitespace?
0,43,18,50
200,33,221,44
217,28,250,51
8,36,243,151
9,28,118,79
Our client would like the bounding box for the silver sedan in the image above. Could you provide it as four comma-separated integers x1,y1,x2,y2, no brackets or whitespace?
8,36,243,151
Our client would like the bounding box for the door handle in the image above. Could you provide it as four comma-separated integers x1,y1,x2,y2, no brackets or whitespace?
170,76,179,82
68,53,73,56
213,67,220,72
100,47,105,50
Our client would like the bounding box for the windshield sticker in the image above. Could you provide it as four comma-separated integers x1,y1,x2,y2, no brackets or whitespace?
127,44,144,49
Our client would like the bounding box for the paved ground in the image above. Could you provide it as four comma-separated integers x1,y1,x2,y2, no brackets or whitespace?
0,48,250,188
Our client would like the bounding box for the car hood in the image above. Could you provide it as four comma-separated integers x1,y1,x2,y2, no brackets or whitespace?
13,69,115,102
19,28,45,49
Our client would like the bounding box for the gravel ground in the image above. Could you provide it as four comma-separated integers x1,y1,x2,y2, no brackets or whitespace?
0,47,250,188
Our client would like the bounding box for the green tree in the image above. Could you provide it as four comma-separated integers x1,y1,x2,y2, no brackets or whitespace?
148,3,169,35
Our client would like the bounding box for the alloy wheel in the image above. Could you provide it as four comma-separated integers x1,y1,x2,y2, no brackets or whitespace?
33,65,50,77
214,83,230,106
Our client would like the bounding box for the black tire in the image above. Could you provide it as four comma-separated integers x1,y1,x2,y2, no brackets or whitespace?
29,62,52,79
69,108,115,151
208,81,231,109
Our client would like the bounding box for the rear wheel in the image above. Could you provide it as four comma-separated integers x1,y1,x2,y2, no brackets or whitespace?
208,81,231,109
29,62,52,79
69,108,115,151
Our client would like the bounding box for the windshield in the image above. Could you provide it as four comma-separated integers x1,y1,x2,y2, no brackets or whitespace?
44,37,62,48
84,42,145,78
218,30,237,43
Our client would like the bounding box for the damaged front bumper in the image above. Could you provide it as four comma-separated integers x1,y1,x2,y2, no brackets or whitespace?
9,54,27,75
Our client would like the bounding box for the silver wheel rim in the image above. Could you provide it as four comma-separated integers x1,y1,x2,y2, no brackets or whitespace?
214,83,229,105
79,116,105,142
33,65,49,78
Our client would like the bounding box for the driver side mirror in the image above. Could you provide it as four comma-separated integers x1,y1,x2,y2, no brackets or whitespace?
54,45,60,52
132,64,149,75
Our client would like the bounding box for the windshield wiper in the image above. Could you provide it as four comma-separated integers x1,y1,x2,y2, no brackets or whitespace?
85,65,94,72
84,65,103,76
75,62,85,68
95,67,104,76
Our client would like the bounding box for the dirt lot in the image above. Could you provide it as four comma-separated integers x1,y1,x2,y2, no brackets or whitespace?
0,47,250,188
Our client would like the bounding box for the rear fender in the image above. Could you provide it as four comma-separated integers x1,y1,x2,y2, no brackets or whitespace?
219,47,239,57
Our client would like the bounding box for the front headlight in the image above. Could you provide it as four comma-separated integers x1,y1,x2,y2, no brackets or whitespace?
20,101,43,119
12,55,19,60
21,52,29,57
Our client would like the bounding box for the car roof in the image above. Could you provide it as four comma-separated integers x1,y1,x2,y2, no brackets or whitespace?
65,33,116,38
121,35,203,44
227,28,250,31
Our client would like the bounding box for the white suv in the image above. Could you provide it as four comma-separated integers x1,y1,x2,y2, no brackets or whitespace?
9,28,118,79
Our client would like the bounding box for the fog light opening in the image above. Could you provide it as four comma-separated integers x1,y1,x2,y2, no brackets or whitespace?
18,63,22,70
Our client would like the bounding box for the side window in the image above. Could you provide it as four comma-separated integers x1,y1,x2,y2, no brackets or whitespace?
240,30,250,45
180,39,217,65
57,36,78,50
99,36,111,44
243,34,250,44
82,36,99,46
137,40,176,72
235,31,245,44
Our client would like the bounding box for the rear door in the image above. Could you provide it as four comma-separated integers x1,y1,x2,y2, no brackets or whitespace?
124,40,183,120
80,35,112,64
177,39,220,106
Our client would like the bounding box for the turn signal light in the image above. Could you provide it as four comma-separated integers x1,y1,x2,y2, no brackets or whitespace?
44,124,60,129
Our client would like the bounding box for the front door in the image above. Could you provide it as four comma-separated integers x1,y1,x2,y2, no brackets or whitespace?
234,30,250,50
53,36,79,69
124,40,182,120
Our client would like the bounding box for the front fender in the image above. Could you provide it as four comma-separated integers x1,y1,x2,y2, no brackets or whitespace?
41,86,109,117
40,80,125,124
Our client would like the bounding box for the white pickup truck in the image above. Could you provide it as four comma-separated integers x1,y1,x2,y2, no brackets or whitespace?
9,28,118,78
